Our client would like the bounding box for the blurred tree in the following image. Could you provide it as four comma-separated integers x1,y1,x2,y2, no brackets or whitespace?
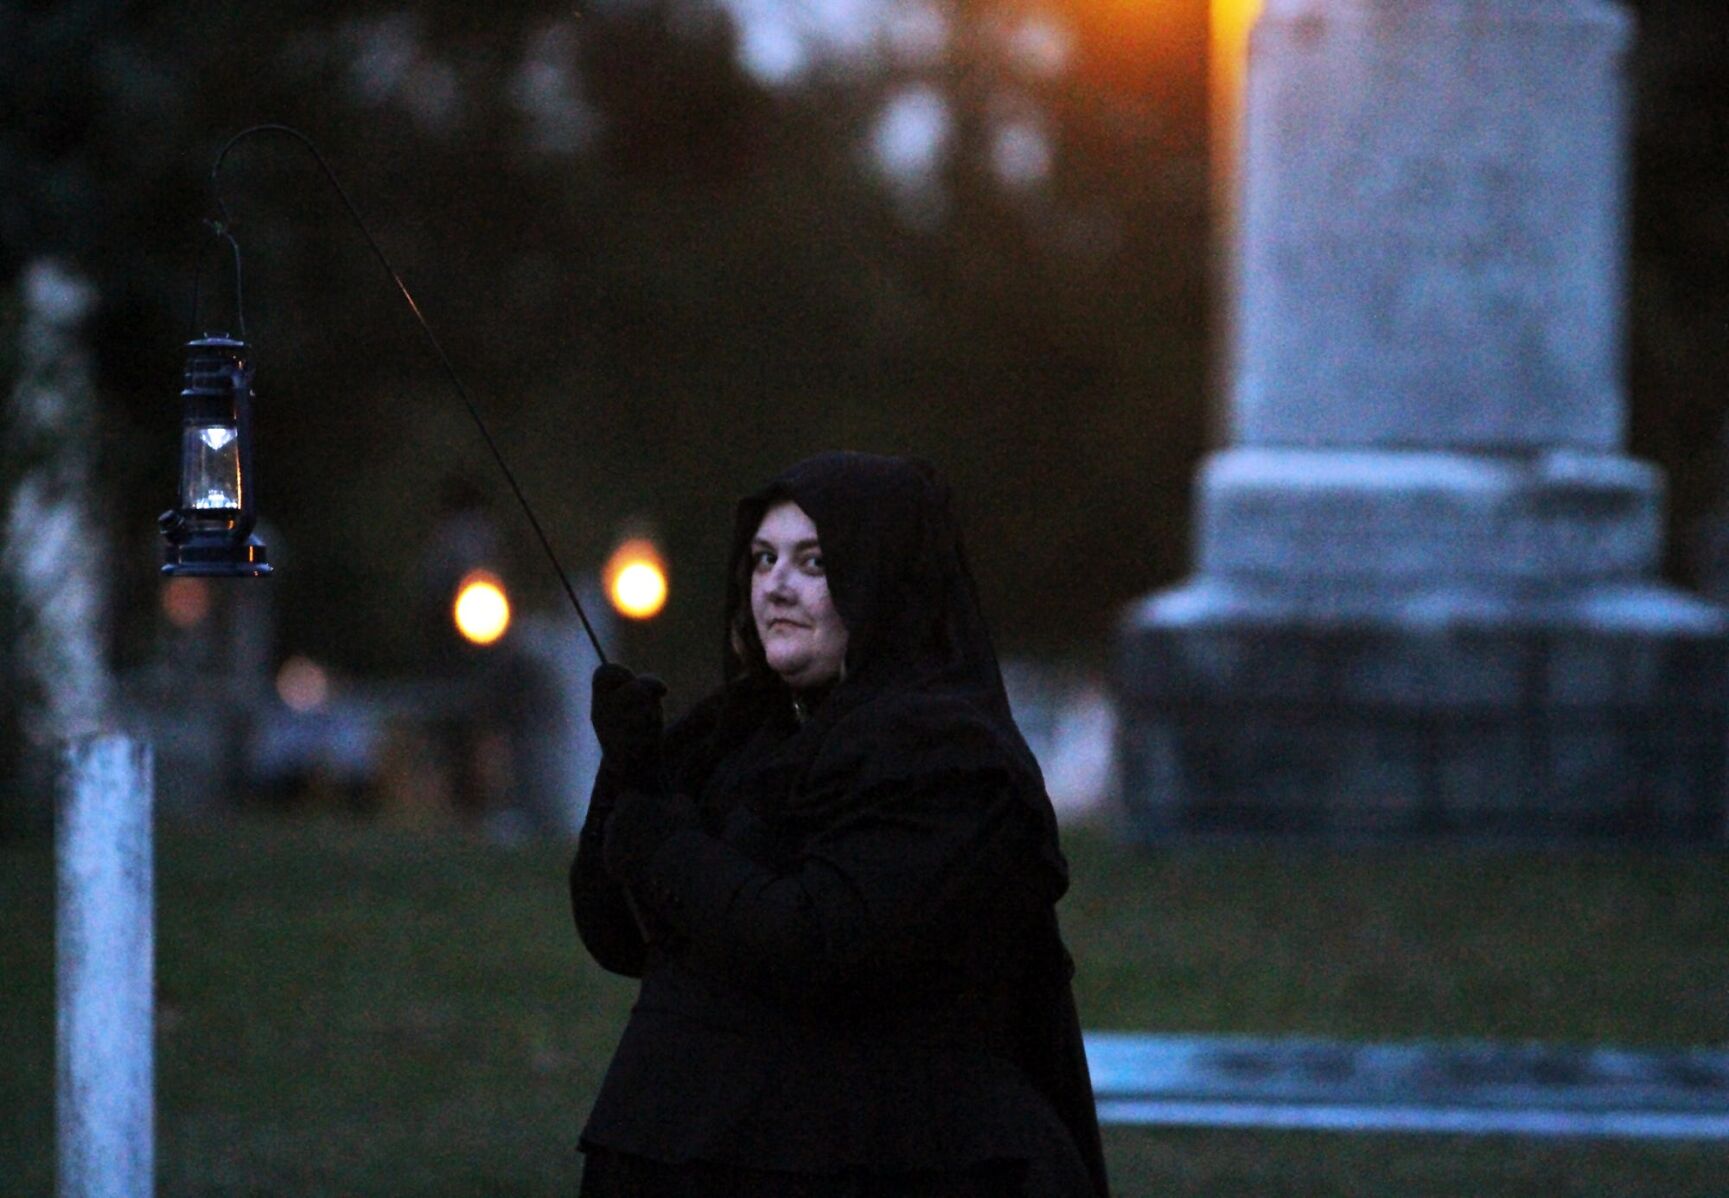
0,281,20,832
1626,0,1729,590
0,261,111,835
1,0,1719,740
882,0,1211,655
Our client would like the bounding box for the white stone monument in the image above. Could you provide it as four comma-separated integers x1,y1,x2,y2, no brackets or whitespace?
1117,0,1729,837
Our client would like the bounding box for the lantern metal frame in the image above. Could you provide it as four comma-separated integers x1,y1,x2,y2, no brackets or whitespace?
158,332,270,576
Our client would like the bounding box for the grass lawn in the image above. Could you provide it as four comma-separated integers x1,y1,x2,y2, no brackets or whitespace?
4,814,1727,1195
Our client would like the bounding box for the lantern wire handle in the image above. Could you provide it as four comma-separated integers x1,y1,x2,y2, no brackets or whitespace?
187,227,247,340
206,123,610,665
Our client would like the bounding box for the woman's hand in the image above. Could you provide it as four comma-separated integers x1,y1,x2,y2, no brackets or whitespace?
591,663,667,791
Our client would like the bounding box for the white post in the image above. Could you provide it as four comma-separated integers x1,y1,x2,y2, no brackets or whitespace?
57,734,154,1198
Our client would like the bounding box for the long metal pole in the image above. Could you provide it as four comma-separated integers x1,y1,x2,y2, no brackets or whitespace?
205,123,610,664
57,735,154,1198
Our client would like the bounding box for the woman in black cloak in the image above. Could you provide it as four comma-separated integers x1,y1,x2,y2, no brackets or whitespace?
571,452,1110,1197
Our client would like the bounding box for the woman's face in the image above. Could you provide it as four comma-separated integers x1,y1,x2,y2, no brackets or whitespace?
750,501,849,690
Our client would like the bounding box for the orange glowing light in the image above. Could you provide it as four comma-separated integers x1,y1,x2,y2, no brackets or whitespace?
453,570,512,645
276,655,332,712
161,577,212,629
604,538,668,620
1211,0,1266,208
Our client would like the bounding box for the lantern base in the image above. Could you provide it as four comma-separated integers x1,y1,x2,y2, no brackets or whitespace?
162,531,271,577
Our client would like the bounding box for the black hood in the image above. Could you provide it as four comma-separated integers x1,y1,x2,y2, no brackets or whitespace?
708,451,1066,891
725,453,997,697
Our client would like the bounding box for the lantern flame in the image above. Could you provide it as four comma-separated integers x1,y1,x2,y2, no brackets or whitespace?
453,570,512,645
604,538,668,620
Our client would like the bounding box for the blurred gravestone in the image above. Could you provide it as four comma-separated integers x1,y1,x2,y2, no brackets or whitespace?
1,261,113,834
1117,0,1729,838
508,594,609,838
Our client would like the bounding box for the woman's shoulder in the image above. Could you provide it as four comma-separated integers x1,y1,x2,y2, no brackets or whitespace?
812,687,1027,787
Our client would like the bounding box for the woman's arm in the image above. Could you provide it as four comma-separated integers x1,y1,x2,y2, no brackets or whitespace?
569,764,648,977
605,773,1035,1001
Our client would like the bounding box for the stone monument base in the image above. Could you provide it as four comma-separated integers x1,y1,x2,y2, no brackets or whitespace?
1117,577,1729,840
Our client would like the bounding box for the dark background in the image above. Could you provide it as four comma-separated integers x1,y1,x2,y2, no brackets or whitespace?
1,0,1723,710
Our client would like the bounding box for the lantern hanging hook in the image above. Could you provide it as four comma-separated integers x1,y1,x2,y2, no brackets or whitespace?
186,219,246,340
204,123,610,665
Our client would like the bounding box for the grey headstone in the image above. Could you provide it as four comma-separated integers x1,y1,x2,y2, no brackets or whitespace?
1236,0,1631,450
1115,0,1729,840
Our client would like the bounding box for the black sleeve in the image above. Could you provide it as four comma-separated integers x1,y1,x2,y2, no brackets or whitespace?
620,772,1033,1003
568,764,648,977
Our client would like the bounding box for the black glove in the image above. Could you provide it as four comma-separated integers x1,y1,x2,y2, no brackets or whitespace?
591,663,667,791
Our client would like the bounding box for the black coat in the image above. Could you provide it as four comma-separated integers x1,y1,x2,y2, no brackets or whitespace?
571,453,1109,1197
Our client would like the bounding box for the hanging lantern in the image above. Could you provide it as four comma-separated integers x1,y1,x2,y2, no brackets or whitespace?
147,124,611,666
158,334,270,576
